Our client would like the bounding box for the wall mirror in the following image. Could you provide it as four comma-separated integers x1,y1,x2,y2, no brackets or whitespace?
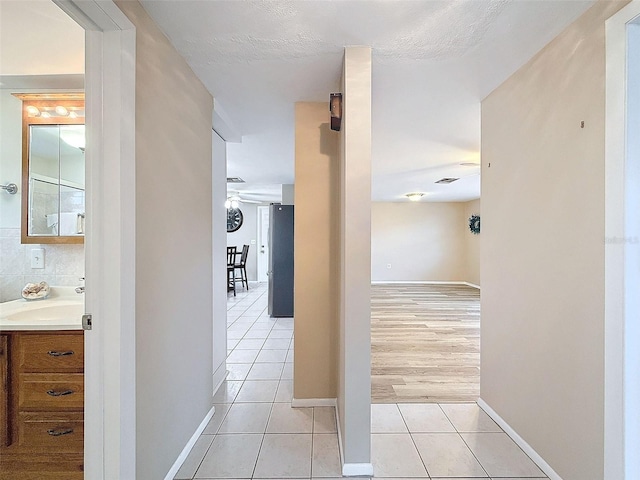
14,94,85,244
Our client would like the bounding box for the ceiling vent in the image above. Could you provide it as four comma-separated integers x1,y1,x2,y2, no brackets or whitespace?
435,177,459,184
226,177,245,183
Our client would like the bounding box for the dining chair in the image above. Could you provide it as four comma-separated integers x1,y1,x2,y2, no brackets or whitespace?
227,246,237,296
234,244,250,290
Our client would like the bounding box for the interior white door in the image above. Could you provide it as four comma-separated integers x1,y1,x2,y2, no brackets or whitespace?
257,205,270,282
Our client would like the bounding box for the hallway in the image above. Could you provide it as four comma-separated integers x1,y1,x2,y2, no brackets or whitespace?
174,283,547,479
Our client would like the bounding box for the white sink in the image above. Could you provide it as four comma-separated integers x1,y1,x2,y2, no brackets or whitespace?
0,287,84,330
5,303,83,322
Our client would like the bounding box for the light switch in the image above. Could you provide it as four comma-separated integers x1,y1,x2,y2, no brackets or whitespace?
31,248,45,269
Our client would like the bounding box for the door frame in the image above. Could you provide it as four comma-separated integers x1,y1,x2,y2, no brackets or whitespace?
257,205,270,282
53,1,136,478
605,2,640,479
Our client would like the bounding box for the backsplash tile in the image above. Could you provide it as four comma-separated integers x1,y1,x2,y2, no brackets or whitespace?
0,228,84,302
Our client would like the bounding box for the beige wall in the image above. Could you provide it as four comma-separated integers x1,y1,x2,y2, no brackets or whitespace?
371,202,467,282
463,199,480,286
338,46,372,470
293,102,338,399
481,1,627,479
115,2,214,479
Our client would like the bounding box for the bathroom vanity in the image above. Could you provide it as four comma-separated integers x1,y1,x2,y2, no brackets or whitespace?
0,288,84,479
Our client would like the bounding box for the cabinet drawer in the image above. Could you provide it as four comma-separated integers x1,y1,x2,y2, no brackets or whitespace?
17,334,84,373
18,412,83,451
19,374,84,411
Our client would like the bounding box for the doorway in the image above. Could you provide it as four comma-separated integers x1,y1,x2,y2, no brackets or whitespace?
605,2,640,478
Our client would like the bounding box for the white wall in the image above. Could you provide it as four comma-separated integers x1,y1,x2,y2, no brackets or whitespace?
114,2,214,479
338,46,372,473
227,202,261,282
212,131,227,389
0,1,84,76
481,1,627,478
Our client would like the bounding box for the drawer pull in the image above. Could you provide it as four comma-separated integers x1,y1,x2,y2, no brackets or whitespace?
47,350,74,357
46,389,75,397
47,428,74,437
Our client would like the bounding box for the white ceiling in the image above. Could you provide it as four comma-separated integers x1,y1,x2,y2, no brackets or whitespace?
140,0,596,203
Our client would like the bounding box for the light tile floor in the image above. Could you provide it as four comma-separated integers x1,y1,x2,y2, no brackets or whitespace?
175,283,549,480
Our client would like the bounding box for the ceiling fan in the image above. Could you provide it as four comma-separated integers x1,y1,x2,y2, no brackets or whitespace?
225,191,263,209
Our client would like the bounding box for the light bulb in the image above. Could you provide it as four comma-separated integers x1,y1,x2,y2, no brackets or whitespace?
224,199,231,209
69,111,78,119
26,106,40,116
55,105,69,116
41,112,51,118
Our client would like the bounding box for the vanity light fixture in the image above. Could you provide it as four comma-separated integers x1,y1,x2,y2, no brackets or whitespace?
69,111,78,119
405,192,425,201
55,105,69,116
40,111,51,119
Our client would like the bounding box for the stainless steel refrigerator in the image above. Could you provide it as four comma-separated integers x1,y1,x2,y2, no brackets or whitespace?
268,204,294,317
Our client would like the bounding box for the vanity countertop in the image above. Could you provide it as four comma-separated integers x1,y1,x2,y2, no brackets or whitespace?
0,286,84,331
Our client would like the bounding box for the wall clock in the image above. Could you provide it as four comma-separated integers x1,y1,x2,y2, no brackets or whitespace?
227,208,243,233
468,214,480,235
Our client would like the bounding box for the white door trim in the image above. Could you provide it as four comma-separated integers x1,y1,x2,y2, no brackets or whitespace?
53,1,136,478
257,205,269,282
605,2,640,479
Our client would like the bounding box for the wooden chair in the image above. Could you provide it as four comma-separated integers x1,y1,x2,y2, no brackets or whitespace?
234,244,250,290
227,246,237,296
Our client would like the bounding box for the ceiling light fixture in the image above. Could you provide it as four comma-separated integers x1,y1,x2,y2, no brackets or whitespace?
405,192,425,201
225,198,240,209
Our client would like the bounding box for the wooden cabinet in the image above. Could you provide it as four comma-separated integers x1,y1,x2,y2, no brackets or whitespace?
0,331,84,479
0,335,8,447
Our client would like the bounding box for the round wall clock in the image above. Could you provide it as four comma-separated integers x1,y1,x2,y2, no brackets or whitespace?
468,214,480,235
227,207,243,233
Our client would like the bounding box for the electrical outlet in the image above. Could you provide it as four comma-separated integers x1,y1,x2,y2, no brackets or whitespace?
31,248,45,269
387,263,392,269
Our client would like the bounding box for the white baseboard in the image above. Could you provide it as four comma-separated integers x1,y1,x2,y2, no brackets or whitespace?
336,404,345,472
212,362,227,395
335,403,374,477
342,462,374,477
371,280,472,285
477,398,562,480
164,405,216,480
291,397,337,408
464,282,481,289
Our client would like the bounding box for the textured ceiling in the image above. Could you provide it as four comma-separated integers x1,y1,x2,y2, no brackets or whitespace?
142,0,595,201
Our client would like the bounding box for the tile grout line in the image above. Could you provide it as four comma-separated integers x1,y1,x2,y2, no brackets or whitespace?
394,403,432,480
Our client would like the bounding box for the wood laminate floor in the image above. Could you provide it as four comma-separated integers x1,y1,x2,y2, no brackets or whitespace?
371,283,480,403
